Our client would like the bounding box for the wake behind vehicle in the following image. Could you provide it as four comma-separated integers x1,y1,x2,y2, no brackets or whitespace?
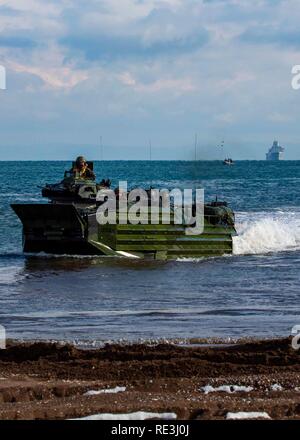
11,161,237,259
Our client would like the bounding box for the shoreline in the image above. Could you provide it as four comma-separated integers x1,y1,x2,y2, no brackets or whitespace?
0,337,300,420
4,335,288,349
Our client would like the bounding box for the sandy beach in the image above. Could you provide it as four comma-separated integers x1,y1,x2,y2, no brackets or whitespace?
0,338,299,420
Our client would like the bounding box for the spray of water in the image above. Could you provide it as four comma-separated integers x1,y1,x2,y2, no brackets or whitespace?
233,211,300,255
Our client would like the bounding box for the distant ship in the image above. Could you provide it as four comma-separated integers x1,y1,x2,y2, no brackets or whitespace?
223,158,234,166
266,140,284,161
219,140,234,165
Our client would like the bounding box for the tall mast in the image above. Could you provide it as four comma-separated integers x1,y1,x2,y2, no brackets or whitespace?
149,139,152,161
100,136,103,160
194,133,198,161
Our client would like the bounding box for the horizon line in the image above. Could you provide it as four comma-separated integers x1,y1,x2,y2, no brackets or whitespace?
0,159,297,162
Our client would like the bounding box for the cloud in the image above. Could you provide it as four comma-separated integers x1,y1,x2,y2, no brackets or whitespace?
0,5,21,16
8,61,89,89
214,112,236,124
0,0,300,159
267,112,293,123
0,0,63,16
60,31,209,62
239,27,300,49
0,35,37,48
59,3,210,63
117,71,196,93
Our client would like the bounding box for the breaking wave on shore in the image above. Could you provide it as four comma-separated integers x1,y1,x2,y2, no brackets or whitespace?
233,210,300,255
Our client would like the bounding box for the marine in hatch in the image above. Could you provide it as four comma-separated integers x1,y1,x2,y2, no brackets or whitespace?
71,156,95,180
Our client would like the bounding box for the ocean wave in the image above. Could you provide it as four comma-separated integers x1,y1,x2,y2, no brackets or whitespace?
3,305,298,320
0,265,24,284
5,335,279,349
233,210,300,255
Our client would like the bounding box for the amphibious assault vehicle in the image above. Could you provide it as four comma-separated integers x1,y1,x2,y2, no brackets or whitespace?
11,162,236,259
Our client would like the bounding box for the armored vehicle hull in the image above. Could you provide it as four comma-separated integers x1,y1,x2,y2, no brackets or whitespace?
11,165,236,259
11,202,236,259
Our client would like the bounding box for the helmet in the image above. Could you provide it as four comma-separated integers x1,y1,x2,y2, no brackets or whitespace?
76,156,86,165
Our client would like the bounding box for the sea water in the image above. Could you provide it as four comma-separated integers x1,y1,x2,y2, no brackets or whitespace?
0,160,299,343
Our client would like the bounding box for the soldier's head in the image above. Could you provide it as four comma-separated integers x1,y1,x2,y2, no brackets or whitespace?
75,156,87,169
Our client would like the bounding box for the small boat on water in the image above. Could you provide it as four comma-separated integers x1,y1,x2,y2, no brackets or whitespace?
219,140,234,166
223,158,234,166
11,161,237,259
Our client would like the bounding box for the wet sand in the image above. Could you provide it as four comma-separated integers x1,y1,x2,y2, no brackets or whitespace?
0,338,300,420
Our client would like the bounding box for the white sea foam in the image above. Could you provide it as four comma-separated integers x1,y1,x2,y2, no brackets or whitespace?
0,266,23,284
202,385,253,394
233,210,300,255
270,384,283,391
32,252,104,259
84,386,126,396
226,412,271,420
72,411,177,420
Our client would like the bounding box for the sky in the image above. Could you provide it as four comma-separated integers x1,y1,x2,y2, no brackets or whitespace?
0,0,300,160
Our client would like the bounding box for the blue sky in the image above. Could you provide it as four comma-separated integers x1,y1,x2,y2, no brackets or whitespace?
0,0,299,160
